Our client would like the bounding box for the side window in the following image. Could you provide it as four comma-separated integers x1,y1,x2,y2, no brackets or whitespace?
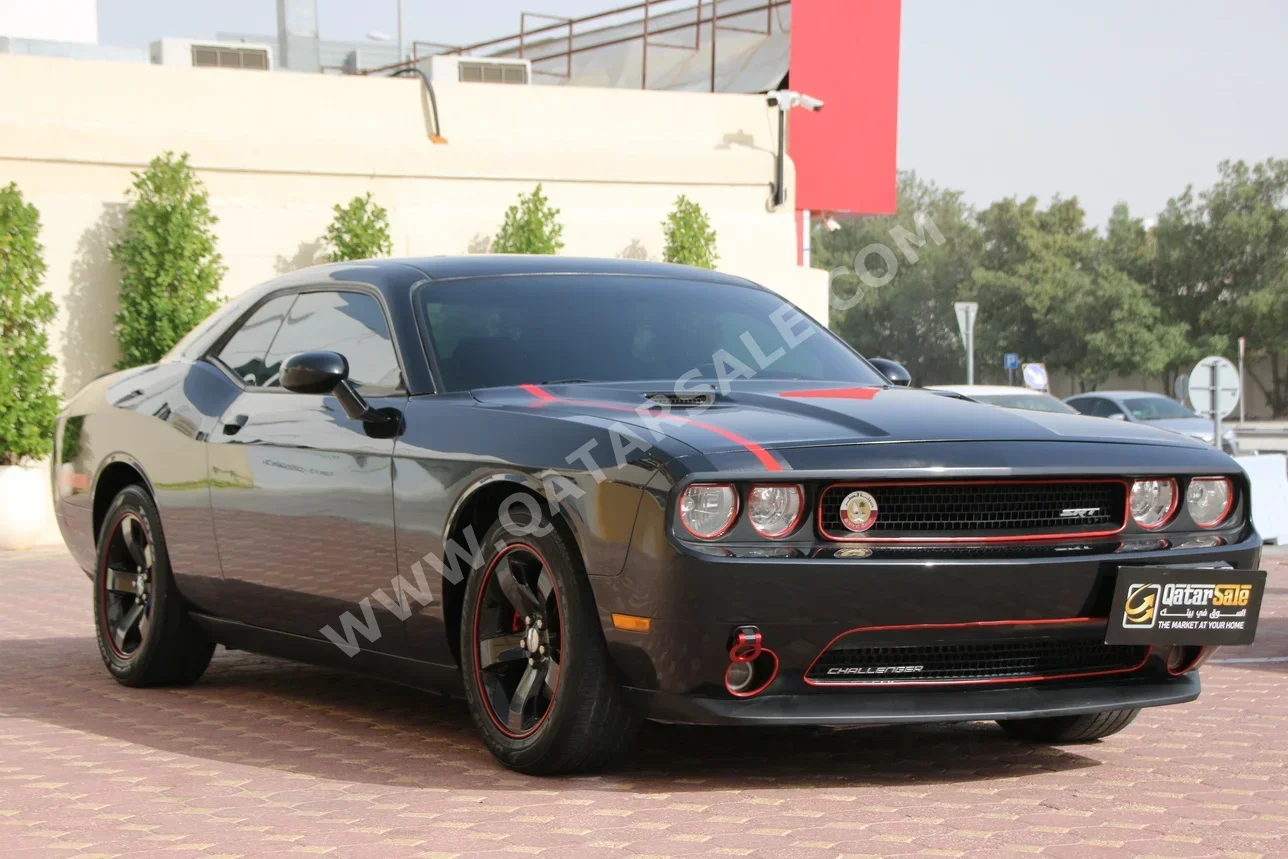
1067,397,1098,416
1099,399,1126,418
263,291,403,393
212,294,295,386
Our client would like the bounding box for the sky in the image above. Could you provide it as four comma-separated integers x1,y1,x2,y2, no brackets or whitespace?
94,0,1288,225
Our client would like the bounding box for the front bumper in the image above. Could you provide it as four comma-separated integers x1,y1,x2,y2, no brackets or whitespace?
632,673,1200,726
591,527,1259,723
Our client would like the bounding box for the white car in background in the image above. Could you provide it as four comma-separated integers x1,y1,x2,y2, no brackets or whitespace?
926,385,1078,414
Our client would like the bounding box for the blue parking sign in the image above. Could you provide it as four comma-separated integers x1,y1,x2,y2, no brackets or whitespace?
1003,353,1020,370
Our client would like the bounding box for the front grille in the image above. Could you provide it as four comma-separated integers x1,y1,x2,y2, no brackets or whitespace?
808,637,1148,684
819,480,1126,541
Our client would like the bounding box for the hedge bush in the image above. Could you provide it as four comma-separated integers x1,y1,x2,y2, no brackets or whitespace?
493,184,565,254
111,152,225,369
325,193,394,262
0,183,59,465
662,195,718,269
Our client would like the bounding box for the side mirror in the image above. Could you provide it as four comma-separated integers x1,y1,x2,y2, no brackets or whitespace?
869,357,912,387
281,350,348,395
280,350,395,428
1107,412,1127,421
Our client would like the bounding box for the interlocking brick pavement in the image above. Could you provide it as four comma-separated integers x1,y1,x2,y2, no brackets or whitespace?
1,546,1285,859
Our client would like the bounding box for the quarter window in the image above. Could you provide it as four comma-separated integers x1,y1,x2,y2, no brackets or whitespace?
213,294,294,386
262,291,402,393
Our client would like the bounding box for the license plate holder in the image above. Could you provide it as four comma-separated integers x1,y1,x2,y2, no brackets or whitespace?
1106,565,1266,646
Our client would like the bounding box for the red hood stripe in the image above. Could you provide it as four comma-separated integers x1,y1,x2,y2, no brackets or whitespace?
779,387,881,400
518,385,784,472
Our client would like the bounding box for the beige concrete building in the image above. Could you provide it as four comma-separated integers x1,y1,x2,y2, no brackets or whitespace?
0,52,824,396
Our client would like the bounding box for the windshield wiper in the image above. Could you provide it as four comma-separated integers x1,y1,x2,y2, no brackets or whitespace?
537,378,596,385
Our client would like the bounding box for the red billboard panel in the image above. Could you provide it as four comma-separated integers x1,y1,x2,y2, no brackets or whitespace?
789,0,901,215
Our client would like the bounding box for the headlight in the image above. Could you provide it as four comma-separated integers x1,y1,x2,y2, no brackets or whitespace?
1187,477,1233,528
747,485,804,538
1130,478,1177,530
678,484,739,539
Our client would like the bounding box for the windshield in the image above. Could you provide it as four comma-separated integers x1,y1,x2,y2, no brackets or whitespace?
1123,396,1196,420
974,393,1077,414
418,275,887,392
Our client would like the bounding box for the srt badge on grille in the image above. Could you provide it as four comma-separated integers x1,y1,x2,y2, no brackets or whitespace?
839,490,879,532
1059,507,1101,518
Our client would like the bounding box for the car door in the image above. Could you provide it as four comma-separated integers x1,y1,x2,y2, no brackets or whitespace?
205,287,407,646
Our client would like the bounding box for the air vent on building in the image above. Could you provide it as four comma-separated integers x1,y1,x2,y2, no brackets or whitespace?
457,59,529,84
190,44,270,70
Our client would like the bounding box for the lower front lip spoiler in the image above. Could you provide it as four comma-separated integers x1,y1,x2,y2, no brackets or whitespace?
629,674,1199,726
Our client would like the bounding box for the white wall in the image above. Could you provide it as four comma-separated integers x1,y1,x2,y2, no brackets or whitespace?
0,0,96,43
0,53,825,395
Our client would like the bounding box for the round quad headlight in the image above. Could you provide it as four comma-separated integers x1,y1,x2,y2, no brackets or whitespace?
1186,477,1233,528
678,484,739,539
746,485,804,538
1130,478,1178,530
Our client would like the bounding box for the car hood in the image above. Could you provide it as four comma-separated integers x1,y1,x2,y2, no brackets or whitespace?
475,381,1207,457
1142,416,1222,439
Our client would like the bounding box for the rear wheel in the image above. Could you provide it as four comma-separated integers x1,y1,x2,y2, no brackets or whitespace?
93,485,214,687
997,708,1140,742
461,513,639,774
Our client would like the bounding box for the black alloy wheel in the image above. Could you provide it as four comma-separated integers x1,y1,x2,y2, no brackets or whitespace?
461,513,640,774
473,544,562,737
93,485,214,687
99,512,155,659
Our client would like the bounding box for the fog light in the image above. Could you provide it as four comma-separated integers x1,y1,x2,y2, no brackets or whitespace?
1166,646,1186,673
725,660,755,693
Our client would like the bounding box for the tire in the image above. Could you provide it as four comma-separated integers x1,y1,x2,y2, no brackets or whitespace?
93,484,215,687
997,708,1140,742
460,509,640,774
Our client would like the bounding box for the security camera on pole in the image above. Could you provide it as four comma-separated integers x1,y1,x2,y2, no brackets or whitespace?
954,301,977,384
1188,356,1241,450
766,90,824,210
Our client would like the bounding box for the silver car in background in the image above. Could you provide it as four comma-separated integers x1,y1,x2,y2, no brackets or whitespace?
1065,390,1237,453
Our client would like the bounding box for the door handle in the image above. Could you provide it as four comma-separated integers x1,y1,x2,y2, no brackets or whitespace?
223,414,249,435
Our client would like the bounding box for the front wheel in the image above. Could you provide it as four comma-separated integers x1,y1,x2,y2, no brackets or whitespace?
93,485,214,687
997,708,1140,742
460,513,639,774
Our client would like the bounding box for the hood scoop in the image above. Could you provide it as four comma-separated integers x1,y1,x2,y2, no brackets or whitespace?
643,391,717,408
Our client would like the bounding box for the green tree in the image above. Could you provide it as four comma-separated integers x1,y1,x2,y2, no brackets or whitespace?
324,193,394,262
111,152,225,369
969,196,1186,390
814,173,982,385
0,183,59,465
492,184,564,254
661,195,718,268
1195,159,1288,415
1151,188,1230,390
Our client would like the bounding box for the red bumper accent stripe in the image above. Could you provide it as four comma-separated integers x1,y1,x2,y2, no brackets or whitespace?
803,617,1151,688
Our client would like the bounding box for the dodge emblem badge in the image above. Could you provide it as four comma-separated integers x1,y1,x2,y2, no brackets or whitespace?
839,490,879,532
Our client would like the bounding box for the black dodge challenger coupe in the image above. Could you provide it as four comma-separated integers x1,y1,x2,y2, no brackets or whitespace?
53,257,1264,774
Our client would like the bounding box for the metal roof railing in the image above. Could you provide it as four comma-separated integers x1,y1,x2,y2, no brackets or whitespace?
362,0,790,92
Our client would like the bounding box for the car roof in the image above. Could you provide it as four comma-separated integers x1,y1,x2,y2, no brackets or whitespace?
926,385,1058,396
402,255,757,285
237,256,766,308
1066,391,1164,401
